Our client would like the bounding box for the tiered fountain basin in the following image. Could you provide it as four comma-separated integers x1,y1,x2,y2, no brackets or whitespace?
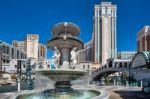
36,69,87,81
35,69,88,92
15,69,107,99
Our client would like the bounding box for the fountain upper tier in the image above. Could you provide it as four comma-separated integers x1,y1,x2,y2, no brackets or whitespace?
52,22,80,37
48,22,84,50
47,36,83,50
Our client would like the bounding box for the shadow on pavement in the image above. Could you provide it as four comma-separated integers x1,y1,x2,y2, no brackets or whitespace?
114,90,150,99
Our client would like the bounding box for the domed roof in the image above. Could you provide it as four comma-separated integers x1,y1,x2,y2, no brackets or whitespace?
131,51,150,68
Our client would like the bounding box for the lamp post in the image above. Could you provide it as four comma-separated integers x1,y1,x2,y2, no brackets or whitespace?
128,63,131,81
0,41,3,77
17,60,22,92
26,58,33,90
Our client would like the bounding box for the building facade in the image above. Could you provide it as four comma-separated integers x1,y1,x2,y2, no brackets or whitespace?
137,26,150,51
26,34,39,59
12,40,25,52
93,2,117,65
38,44,47,59
117,51,136,60
12,34,47,59
0,41,27,72
77,41,92,64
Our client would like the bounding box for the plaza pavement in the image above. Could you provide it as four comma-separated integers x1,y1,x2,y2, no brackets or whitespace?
0,85,150,99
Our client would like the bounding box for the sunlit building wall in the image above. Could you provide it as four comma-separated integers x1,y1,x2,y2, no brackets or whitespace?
38,43,47,59
93,2,117,65
137,26,150,51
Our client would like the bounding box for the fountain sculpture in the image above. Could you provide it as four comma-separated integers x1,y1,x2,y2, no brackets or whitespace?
36,22,87,92
16,22,109,99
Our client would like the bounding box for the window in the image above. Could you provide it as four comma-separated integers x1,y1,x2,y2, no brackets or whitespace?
83,65,85,69
124,63,127,68
39,65,43,69
107,8,111,14
23,64,26,68
32,65,36,69
47,65,50,68
88,65,90,69
102,7,106,14
119,63,122,67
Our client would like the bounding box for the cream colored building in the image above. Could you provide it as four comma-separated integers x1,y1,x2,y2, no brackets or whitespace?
93,2,117,65
12,40,25,51
137,26,150,51
26,34,39,59
38,43,47,59
12,34,47,59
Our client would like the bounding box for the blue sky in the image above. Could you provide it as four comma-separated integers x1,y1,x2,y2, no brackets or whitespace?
0,0,150,58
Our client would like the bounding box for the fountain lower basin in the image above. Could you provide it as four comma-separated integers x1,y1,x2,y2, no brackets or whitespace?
36,69,88,92
16,89,101,99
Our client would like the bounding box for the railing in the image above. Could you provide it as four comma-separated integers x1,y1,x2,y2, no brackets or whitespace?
113,80,143,87
92,66,150,81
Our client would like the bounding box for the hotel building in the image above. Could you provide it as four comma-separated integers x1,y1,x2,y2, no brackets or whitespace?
38,43,47,59
77,41,92,63
137,26,150,51
12,34,47,59
0,40,26,71
26,34,39,59
93,2,117,65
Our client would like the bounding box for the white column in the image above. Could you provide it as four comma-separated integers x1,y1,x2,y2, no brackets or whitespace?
17,79,21,92
61,48,70,62
140,81,143,87
61,48,70,69
126,81,128,87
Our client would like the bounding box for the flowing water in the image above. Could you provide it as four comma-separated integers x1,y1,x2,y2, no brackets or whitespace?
16,90,100,99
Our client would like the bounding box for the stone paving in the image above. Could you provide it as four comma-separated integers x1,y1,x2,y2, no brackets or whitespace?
0,85,150,99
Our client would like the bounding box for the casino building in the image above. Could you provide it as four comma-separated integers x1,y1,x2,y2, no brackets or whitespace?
137,26,150,51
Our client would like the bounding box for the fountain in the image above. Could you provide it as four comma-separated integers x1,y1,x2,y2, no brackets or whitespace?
16,22,109,99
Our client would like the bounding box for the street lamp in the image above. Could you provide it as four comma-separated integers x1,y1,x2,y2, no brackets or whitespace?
0,41,3,74
128,63,131,81
26,58,34,90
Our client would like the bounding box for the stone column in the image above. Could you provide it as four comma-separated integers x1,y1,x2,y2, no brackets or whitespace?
60,48,70,69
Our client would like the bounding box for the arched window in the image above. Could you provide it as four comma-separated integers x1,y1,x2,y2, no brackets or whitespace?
87,65,90,69
109,60,113,68
32,65,36,69
124,63,127,68
83,65,85,69
23,64,26,68
119,63,122,68
47,65,50,68
39,65,43,69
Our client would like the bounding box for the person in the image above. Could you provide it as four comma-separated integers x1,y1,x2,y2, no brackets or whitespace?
70,47,77,69
52,46,60,69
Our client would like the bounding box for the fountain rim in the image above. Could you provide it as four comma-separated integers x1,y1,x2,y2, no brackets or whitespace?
35,69,88,74
14,88,109,99
47,36,84,48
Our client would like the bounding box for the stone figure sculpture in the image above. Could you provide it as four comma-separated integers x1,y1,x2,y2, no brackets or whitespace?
70,47,77,69
52,46,60,68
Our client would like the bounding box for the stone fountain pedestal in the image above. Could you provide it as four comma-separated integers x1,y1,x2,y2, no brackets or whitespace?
55,81,72,92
